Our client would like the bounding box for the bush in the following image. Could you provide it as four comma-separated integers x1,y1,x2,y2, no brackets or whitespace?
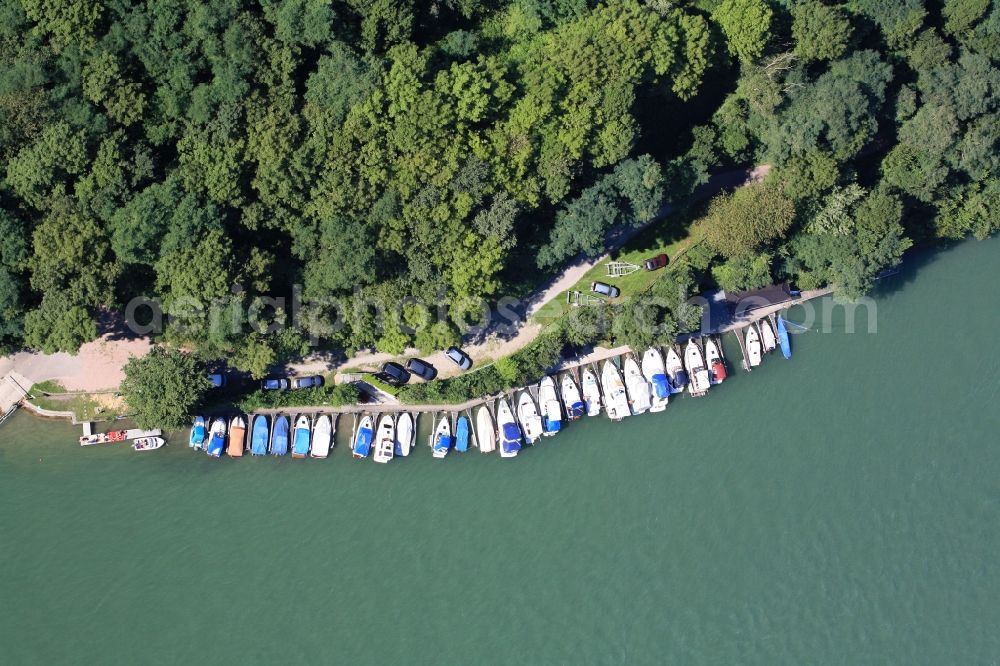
237,382,360,412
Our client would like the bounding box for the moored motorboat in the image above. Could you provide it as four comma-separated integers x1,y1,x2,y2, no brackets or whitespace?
496,398,521,458
623,356,651,416
684,340,711,394
560,374,585,420
227,416,246,457
455,415,470,452
311,415,333,459
517,391,543,444
270,415,290,456
664,346,687,394
539,376,562,436
432,416,452,459
250,415,269,455
80,429,128,446
759,318,777,353
745,324,763,368
776,316,792,359
353,415,374,459
704,337,727,384
132,436,165,452
475,406,496,454
394,413,414,457
581,366,602,416
189,416,207,450
291,414,311,458
600,360,630,421
374,414,395,463
641,348,670,413
206,418,226,457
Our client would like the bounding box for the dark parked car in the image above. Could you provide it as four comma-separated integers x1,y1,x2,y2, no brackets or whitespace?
208,373,227,388
643,254,668,271
445,346,473,371
261,378,289,391
590,281,621,298
376,362,411,387
291,375,324,389
405,358,438,381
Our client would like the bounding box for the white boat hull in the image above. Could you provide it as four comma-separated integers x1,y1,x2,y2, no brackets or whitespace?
581,368,602,416
601,361,631,421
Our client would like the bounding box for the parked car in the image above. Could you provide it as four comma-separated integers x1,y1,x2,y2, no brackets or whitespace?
445,346,473,371
405,358,438,381
208,373,227,388
376,362,411,387
643,254,668,271
291,375,324,389
590,281,621,298
261,378,289,391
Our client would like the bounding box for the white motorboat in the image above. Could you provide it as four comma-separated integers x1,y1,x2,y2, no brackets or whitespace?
704,337,727,384
517,391,543,444
623,356,651,415
394,413,414,457
600,360,631,421
475,406,496,454
640,347,670,413
684,339,712,394
746,324,763,367
132,436,165,451
432,416,452,459
311,414,333,458
664,346,687,393
373,414,395,463
496,398,521,458
759,318,777,353
581,366,602,416
539,376,562,436
560,374,585,420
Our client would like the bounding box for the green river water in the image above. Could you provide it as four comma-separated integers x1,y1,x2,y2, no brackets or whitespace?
1,237,998,665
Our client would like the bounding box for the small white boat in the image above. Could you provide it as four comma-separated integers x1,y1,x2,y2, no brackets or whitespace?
432,416,452,459
560,374,585,420
291,414,312,459
641,348,670,413
311,414,333,459
704,337,727,384
664,346,687,393
475,406,496,454
600,360,631,421
581,366,602,416
623,357,651,415
132,436,165,451
373,414,395,464
539,376,562,436
394,413,414,457
496,398,521,458
517,391,543,444
759,318,777,353
684,340,712,395
746,324,763,367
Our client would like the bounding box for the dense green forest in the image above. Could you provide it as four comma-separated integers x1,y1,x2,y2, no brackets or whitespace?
0,0,997,373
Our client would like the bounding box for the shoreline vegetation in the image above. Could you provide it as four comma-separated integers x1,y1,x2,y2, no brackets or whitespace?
0,1,997,429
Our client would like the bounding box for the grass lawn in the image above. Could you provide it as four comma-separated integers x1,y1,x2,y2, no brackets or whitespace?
531,205,708,327
29,379,69,395
28,389,127,421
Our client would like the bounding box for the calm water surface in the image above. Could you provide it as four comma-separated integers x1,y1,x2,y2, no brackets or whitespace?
1,237,998,665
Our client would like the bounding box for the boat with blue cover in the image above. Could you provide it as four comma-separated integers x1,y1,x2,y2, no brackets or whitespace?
270,415,290,456
206,417,226,457
250,415,269,455
665,346,687,393
496,398,521,459
641,348,670,413
353,415,373,459
189,416,207,450
776,316,792,359
291,414,311,458
560,374,586,420
539,376,562,436
432,416,452,459
455,415,470,452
